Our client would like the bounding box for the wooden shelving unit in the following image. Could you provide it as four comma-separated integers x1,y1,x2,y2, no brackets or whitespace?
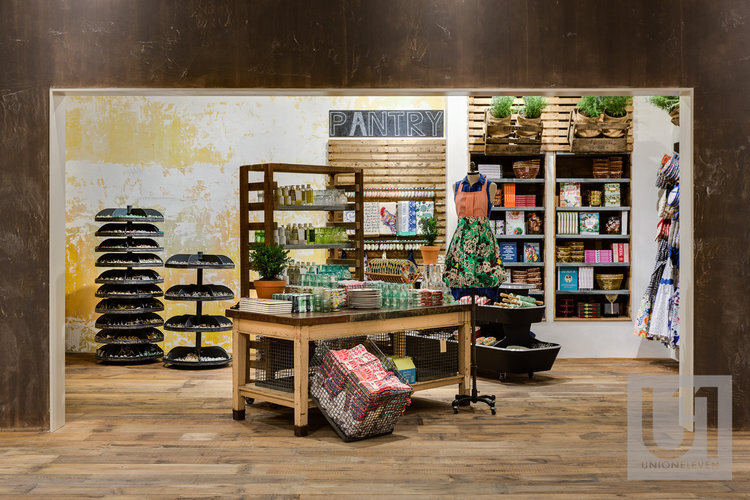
328,139,446,262
553,153,632,321
238,163,364,297
469,151,547,298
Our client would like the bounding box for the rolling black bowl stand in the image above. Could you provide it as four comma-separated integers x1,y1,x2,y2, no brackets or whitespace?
451,293,497,415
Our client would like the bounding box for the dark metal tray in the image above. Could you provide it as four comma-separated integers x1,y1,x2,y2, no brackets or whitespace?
95,238,163,253
163,314,233,332
95,252,164,268
95,328,164,344
164,284,234,301
95,223,164,237
165,253,235,269
95,283,163,299
95,269,164,284
95,344,164,363
95,312,164,330
95,298,164,314
163,346,232,368
95,207,164,222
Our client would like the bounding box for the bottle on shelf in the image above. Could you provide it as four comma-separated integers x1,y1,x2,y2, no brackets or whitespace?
305,184,313,204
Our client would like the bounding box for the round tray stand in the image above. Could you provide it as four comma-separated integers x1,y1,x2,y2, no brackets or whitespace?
93,206,165,364
163,252,235,369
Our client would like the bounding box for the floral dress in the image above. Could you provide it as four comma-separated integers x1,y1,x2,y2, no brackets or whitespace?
442,175,506,300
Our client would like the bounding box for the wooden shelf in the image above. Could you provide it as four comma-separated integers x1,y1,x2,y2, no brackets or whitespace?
275,204,354,211
556,234,629,239
486,178,545,184
492,206,545,211
503,262,545,267
557,178,631,183
497,234,545,240
284,244,355,250
557,206,630,212
556,262,630,267
239,163,364,297
556,290,630,295
553,316,632,322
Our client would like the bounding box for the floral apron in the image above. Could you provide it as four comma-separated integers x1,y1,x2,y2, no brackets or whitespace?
442,175,505,300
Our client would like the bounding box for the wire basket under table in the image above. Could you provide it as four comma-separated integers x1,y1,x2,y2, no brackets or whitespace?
310,337,413,442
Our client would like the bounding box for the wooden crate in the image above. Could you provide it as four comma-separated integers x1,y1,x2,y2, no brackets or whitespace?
484,109,542,155
328,138,447,260
469,96,634,154
567,109,631,153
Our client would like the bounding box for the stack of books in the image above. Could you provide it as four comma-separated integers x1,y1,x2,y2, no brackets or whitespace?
238,298,293,314
504,184,516,207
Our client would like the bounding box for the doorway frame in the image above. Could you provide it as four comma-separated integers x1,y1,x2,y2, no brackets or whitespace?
48,88,694,432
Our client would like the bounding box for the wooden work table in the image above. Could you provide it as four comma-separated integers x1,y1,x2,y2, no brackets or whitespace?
226,304,471,436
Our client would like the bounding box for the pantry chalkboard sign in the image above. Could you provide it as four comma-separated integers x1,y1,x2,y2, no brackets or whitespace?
329,110,444,137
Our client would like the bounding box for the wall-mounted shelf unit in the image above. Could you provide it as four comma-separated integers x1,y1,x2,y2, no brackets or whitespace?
553,153,632,321
328,139,446,262
239,163,364,297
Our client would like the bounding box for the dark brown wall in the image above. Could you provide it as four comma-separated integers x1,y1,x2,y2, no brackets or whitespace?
2,0,748,429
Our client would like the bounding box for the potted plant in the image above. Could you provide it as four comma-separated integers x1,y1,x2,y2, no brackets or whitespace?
516,96,547,138
600,96,630,138
485,96,515,139
574,96,603,138
248,243,291,299
647,96,680,126
419,215,440,265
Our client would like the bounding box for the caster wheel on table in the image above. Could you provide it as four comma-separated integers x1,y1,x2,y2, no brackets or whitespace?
453,406,459,414
528,372,534,380
491,408,497,415
244,397,255,405
499,373,507,382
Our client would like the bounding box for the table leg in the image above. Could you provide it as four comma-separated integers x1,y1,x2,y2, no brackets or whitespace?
232,324,247,420
293,331,310,436
458,314,471,396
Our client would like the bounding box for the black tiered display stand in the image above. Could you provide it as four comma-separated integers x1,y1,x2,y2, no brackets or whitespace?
163,252,235,368
93,206,165,363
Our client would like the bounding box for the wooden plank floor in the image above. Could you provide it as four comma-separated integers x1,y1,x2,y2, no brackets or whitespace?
0,355,747,498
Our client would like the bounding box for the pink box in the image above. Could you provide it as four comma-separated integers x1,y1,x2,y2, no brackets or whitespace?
599,250,613,263
585,250,597,263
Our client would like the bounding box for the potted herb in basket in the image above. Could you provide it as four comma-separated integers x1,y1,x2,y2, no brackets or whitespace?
248,243,292,299
600,96,630,138
574,96,603,138
647,96,680,126
485,96,515,139
419,215,440,265
516,96,547,138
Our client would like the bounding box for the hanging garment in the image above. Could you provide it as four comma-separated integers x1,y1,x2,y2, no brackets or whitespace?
443,174,505,300
668,284,680,348
634,240,669,339
650,258,675,344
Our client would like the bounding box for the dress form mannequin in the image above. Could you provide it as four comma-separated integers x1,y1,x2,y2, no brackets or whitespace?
454,163,497,201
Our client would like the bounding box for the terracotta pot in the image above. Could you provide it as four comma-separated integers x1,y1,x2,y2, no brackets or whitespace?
253,279,286,299
420,245,440,265
602,112,629,138
573,108,602,138
516,115,542,138
669,108,680,126
485,109,512,138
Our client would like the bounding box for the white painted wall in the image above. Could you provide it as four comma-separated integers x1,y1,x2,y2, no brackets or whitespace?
445,97,675,358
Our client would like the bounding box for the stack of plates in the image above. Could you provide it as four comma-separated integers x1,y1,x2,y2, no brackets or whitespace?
347,288,382,309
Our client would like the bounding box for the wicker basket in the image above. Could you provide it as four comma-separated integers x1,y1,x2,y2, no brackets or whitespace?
596,273,624,290
365,271,421,284
512,159,541,179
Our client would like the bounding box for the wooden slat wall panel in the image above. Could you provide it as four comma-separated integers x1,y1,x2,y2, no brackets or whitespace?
329,139,447,257
468,96,634,153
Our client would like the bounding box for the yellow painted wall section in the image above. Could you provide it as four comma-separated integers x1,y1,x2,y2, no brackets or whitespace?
65,95,446,353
